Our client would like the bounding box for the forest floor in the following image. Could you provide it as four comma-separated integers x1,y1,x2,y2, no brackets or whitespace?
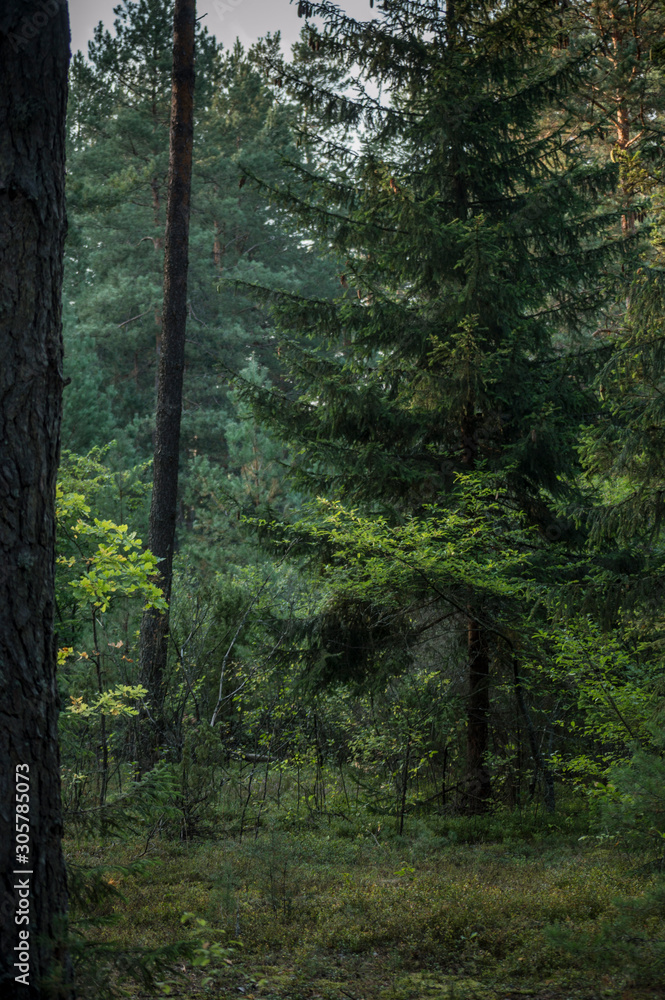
65,821,665,1000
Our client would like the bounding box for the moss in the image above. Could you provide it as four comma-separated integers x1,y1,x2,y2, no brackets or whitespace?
64,826,664,999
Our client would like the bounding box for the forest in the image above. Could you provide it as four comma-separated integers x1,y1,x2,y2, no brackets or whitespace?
2,0,665,997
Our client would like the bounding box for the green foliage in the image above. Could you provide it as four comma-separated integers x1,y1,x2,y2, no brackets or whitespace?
63,857,236,998
56,448,165,810
67,829,655,997
599,746,665,858
177,912,239,987
64,762,181,838
58,499,165,615
64,3,336,469
60,321,118,453
181,360,302,577
66,684,147,720
230,0,635,816
57,6,665,996
547,874,665,988
530,619,659,784
286,476,533,636
545,734,665,989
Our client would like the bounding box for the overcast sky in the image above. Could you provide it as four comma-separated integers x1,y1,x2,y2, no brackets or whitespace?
68,0,376,57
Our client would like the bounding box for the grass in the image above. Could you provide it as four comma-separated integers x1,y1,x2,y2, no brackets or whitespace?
64,815,665,1000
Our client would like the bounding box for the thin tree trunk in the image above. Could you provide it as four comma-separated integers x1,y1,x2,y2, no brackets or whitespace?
138,0,196,770
465,617,492,813
441,744,449,808
151,176,163,249
615,100,636,236
398,735,411,836
0,2,73,995
513,657,555,814
213,219,224,272
461,401,492,813
609,14,636,236
446,0,456,45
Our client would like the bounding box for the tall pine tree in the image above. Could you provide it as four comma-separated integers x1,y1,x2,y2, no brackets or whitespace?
64,7,337,468
0,1,73,993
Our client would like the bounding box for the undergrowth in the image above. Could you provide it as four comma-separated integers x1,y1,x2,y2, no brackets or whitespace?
64,808,665,1000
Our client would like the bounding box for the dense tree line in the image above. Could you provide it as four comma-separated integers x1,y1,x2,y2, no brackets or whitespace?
51,0,665,824
6,0,665,992
7,5,665,989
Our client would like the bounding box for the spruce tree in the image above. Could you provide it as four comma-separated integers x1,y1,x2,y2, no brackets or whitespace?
577,190,665,647
238,0,626,811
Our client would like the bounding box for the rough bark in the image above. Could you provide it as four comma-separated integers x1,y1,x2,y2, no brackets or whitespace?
0,1,73,996
138,0,196,770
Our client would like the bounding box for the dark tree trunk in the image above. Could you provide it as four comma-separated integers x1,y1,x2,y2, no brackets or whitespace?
513,657,555,814
464,617,492,813
0,2,73,996
138,0,196,770
460,405,492,813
